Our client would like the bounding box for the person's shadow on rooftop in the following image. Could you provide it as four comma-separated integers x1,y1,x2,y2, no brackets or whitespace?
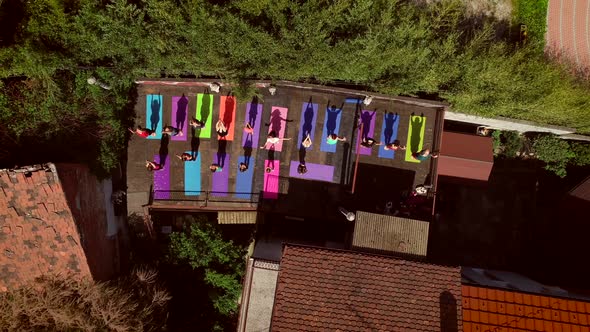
301,100,314,148
267,108,292,135
223,95,235,133
216,139,227,168
360,110,375,140
176,94,188,130
199,92,212,128
150,95,161,132
158,134,169,166
326,104,342,136
410,113,424,153
383,112,398,145
248,96,260,127
439,291,458,332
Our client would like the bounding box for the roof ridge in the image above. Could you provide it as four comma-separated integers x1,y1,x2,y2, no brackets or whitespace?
283,243,459,270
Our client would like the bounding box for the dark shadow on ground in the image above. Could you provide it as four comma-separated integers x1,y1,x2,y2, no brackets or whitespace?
223,96,235,132
176,95,188,130
439,291,459,332
150,95,161,131
409,115,424,153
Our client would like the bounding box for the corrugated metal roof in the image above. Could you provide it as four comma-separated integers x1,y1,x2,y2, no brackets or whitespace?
352,211,429,256
218,211,258,224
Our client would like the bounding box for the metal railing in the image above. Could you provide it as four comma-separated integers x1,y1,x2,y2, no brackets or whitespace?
151,190,260,207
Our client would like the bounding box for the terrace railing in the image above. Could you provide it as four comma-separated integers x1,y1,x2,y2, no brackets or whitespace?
151,190,261,208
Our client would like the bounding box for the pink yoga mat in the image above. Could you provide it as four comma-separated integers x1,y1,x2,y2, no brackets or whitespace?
263,160,280,199
264,107,289,152
356,110,377,156
171,96,189,141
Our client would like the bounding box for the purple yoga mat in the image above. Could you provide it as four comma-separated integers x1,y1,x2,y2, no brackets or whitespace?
171,96,188,141
242,103,262,148
153,154,170,199
297,102,318,150
356,110,376,156
211,152,229,197
288,161,334,183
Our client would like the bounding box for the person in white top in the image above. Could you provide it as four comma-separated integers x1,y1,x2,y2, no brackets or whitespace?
260,131,290,149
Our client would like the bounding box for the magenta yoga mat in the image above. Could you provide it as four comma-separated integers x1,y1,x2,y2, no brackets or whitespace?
153,154,170,199
263,159,280,199
264,107,289,152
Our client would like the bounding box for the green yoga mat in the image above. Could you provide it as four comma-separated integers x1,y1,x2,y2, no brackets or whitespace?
196,93,214,138
404,115,427,163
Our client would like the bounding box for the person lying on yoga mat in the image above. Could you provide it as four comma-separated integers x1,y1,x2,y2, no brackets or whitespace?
239,162,248,172
360,137,381,148
190,118,205,129
145,160,163,171
384,139,406,151
260,131,290,149
301,133,312,148
176,153,195,161
163,126,183,137
412,149,439,162
326,134,346,145
216,119,228,137
209,164,223,172
243,123,254,134
129,126,156,138
297,163,308,175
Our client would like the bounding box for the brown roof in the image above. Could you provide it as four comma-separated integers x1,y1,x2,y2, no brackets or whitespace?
438,131,493,181
352,211,429,256
546,0,590,72
569,176,590,202
0,165,91,291
271,245,462,331
462,285,590,332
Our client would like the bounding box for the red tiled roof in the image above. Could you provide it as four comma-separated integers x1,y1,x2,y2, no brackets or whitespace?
0,165,91,291
546,0,590,72
271,245,462,331
462,285,590,332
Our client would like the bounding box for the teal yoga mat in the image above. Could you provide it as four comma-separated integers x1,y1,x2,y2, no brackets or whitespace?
146,94,163,139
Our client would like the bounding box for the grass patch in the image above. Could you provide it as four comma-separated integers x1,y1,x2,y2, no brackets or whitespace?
512,0,549,48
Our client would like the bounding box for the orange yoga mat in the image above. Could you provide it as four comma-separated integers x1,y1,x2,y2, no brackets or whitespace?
218,96,237,141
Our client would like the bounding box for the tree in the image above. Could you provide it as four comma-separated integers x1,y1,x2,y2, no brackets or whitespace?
0,268,170,332
168,215,246,318
533,135,574,177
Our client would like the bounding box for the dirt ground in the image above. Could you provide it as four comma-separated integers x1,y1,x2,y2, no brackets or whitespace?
413,0,512,20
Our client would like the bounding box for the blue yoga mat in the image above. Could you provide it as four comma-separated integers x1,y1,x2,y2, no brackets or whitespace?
378,113,400,159
320,107,342,153
235,156,255,199
184,151,201,196
146,94,163,140
345,98,362,104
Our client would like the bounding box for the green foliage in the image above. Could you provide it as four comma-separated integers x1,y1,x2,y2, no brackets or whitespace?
492,130,502,152
168,215,246,317
512,0,549,47
533,135,575,177
495,130,524,157
570,142,590,166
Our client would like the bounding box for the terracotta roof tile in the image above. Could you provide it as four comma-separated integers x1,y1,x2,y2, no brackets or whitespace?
0,166,91,290
270,245,462,331
462,285,590,332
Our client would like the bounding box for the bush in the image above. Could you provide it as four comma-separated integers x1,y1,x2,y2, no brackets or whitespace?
0,268,169,332
168,216,246,317
533,135,575,177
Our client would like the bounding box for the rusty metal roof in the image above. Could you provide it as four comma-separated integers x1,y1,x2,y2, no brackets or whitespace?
352,211,429,256
438,131,493,181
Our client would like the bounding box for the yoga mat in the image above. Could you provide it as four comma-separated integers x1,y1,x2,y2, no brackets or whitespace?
378,113,400,159
242,103,262,148
265,107,289,152
171,96,188,141
296,102,318,150
211,152,229,196
288,161,335,183
355,110,376,156
263,160,280,199
196,93,213,138
235,155,255,199
405,115,427,163
320,107,342,153
218,96,237,141
153,154,170,199
146,95,163,140
184,151,201,196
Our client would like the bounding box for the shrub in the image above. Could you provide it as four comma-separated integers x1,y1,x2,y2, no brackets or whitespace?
533,135,575,177
0,268,169,332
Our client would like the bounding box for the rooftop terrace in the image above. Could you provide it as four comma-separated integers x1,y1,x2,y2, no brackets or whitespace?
127,80,444,220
